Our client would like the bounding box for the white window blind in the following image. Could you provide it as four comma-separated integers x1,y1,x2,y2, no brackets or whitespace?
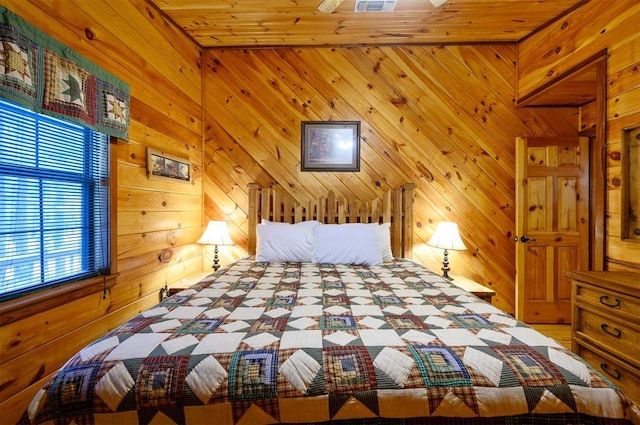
0,99,110,300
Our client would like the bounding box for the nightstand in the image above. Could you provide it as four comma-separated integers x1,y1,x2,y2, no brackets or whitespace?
449,275,495,303
165,271,214,297
168,287,186,296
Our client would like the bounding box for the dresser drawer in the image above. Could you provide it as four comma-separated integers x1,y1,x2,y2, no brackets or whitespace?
576,308,640,362
576,284,640,321
577,342,640,406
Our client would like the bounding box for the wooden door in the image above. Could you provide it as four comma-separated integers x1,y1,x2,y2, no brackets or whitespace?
515,137,589,323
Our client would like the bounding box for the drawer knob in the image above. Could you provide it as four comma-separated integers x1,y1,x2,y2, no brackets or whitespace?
600,323,622,338
600,363,621,379
599,295,620,308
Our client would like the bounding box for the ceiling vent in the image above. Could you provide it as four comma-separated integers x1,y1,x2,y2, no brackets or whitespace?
354,0,398,13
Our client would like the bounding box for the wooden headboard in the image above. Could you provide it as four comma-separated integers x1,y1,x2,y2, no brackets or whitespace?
247,183,417,259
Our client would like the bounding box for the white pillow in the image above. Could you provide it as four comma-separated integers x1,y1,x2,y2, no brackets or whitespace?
377,222,394,261
256,220,320,262
312,223,383,265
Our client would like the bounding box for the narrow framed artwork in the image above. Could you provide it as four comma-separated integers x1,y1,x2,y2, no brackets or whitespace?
301,121,360,171
147,148,191,182
621,124,640,242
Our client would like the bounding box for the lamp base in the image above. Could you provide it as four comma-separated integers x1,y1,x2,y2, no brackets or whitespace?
212,244,220,271
441,248,453,280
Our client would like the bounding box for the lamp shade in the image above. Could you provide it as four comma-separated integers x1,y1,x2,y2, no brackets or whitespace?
197,221,233,246
317,0,343,13
427,222,467,251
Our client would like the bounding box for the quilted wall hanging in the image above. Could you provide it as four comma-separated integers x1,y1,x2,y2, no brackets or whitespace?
0,6,130,140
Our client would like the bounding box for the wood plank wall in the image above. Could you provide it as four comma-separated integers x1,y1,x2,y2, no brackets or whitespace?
0,0,204,421
518,0,640,271
202,45,578,314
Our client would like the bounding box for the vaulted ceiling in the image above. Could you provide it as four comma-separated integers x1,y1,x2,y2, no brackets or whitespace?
148,0,586,48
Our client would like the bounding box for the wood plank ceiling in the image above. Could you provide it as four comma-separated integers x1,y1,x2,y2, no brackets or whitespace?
149,0,595,106
148,0,586,48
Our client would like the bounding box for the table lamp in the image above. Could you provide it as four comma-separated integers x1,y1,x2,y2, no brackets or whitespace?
197,221,233,271
427,221,467,280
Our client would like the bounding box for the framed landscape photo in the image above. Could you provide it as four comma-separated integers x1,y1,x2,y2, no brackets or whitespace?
147,148,191,182
621,124,640,242
301,121,360,171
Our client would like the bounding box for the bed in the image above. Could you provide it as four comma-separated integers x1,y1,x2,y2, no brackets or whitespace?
18,184,639,425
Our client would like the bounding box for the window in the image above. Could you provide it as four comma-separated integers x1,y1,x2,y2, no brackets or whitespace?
0,99,110,300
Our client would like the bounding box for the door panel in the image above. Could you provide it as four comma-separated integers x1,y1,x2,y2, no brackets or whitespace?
558,178,577,231
516,137,589,323
556,247,576,300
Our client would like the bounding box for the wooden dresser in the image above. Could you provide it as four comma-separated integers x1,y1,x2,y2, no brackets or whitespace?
567,270,640,406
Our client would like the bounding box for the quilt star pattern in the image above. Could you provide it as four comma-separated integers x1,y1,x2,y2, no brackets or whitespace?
20,259,639,425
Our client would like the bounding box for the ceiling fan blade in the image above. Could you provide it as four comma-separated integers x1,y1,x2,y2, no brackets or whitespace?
429,0,448,6
318,0,343,13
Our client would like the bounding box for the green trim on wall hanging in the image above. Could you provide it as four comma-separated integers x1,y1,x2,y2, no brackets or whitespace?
0,6,130,140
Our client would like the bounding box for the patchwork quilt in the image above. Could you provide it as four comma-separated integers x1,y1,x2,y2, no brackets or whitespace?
20,259,639,425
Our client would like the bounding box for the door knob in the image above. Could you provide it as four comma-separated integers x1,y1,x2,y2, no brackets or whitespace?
513,236,536,242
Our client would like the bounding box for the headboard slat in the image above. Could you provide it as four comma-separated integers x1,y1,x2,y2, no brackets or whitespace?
382,190,391,224
337,194,345,224
261,187,272,222
403,183,415,256
246,183,416,258
391,188,403,257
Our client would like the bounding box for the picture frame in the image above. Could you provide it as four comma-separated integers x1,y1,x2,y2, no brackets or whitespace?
621,124,640,242
301,121,360,171
147,148,191,182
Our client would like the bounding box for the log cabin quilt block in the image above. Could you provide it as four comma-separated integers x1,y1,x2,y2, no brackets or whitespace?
42,49,95,123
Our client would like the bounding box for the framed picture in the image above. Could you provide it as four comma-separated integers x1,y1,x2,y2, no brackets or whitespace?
621,124,640,242
147,148,191,182
301,121,360,171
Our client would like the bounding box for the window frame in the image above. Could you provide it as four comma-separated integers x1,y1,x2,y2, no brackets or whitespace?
0,141,118,325
0,100,116,303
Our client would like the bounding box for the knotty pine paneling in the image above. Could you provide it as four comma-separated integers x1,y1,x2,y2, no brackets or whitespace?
0,0,205,420
517,0,640,100
519,0,640,271
580,100,597,132
203,45,577,313
152,0,583,48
